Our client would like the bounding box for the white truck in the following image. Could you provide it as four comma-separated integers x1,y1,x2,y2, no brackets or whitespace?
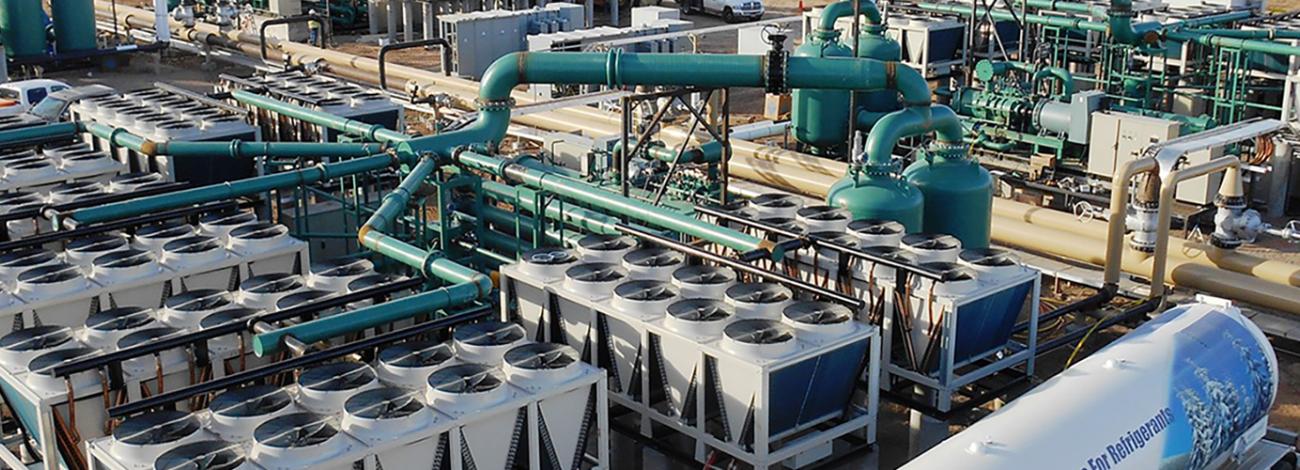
0,79,71,117
678,0,764,22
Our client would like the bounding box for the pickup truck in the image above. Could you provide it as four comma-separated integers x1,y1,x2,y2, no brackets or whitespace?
0,79,71,117
678,0,764,22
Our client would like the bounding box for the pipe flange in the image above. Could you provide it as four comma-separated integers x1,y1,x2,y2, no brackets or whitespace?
476,97,514,112
928,142,967,159
765,50,789,94
1210,233,1244,250
1214,194,1247,209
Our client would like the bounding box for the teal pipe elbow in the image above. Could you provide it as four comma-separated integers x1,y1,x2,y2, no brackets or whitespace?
360,156,438,236
251,282,481,355
0,121,79,146
231,90,411,144
68,154,397,225
818,0,883,32
1031,67,1075,99
864,106,964,166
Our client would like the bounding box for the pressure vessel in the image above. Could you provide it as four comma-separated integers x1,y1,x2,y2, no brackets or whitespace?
791,31,853,154
0,0,48,58
903,147,992,248
903,301,1278,470
827,171,923,232
52,0,96,53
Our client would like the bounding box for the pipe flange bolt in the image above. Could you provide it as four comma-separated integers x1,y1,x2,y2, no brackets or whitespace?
477,97,515,112
765,50,789,95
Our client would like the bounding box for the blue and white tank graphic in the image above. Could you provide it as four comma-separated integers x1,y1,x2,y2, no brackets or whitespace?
900,301,1279,470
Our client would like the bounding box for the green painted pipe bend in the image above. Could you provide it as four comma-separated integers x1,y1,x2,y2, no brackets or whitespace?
458,150,779,258
252,282,481,355
0,122,80,146
68,154,398,225
400,51,934,158
864,105,964,166
231,90,411,144
819,0,884,32
1032,67,1075,99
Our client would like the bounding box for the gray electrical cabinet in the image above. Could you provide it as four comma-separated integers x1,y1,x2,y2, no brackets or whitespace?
1087,111,1181,179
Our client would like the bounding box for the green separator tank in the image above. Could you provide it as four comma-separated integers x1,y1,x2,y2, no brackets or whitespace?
854,30,903,114
903,145,992,248
791,30,853,154
0,0,48,58
52,0,96,53
826,167,924,232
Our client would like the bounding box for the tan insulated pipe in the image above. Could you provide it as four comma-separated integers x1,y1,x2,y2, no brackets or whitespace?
1149,156,1242,298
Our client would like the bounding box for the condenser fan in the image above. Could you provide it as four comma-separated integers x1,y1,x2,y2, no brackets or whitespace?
668,299,731,322
624,247,683,267
113,410,200,446
200,308,260,330
758,217,805,234
276,290,333,310
616,280,678,302
345,387,424,419
85,307,153,332
381,341,453,368
164,236,223,255
959,248,1019,267
348,273,404,291
155,440,246,470
430,364,505,394
522,247,577,265
201,210,257,227
724,320,795,345
849,219,904,235
300,362,376,392
28,347,96,376
19,263,82,285
505,343,577,370
748,193,799,210
242,273,303,293
798,205,848,221
256,413,339,448
903,233,960,251
565,263,626,282
67,234,127,254
0,325,73,352
727,283,791,304
93,249,154,269
0,249,54,270
118,327,184,349
165,289,232,313
811,232,859,246
0,192,40,207
454,321,525,347
672,266,735,285
922,262,976,282
578,234,635,252
784,301,852,325
312,258,373,277
861,246,917,264
231,222,288,241
210,385,292,418
138,222,194,240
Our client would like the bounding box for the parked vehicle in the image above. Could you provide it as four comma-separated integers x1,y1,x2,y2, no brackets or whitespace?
678,0,764,22
0,79,71,117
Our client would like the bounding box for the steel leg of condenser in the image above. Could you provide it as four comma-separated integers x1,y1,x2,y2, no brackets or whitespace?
369,0,381,34
387,0,399,42
909,387,950,458
422,2,436,39
402,0,414,41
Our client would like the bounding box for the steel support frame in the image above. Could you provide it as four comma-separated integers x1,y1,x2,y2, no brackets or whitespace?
616,86,732,205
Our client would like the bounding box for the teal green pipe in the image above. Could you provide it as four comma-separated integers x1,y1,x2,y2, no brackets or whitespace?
819,0,883,32
864,106,964,166
81,122,386,158
68,154,398,224
1183,28,1300,40
1032,67,1075,99
482,180,624,235
973,60,1032,82
0,122,80,146
1016,0,1105,15
477,205,576,246
360,156,437,237
400,51,933,158
252,282,479,355
231,90,411,144
458,150,779,259
917,3,1110,34
1166,30,1300,57
613,140,723,163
